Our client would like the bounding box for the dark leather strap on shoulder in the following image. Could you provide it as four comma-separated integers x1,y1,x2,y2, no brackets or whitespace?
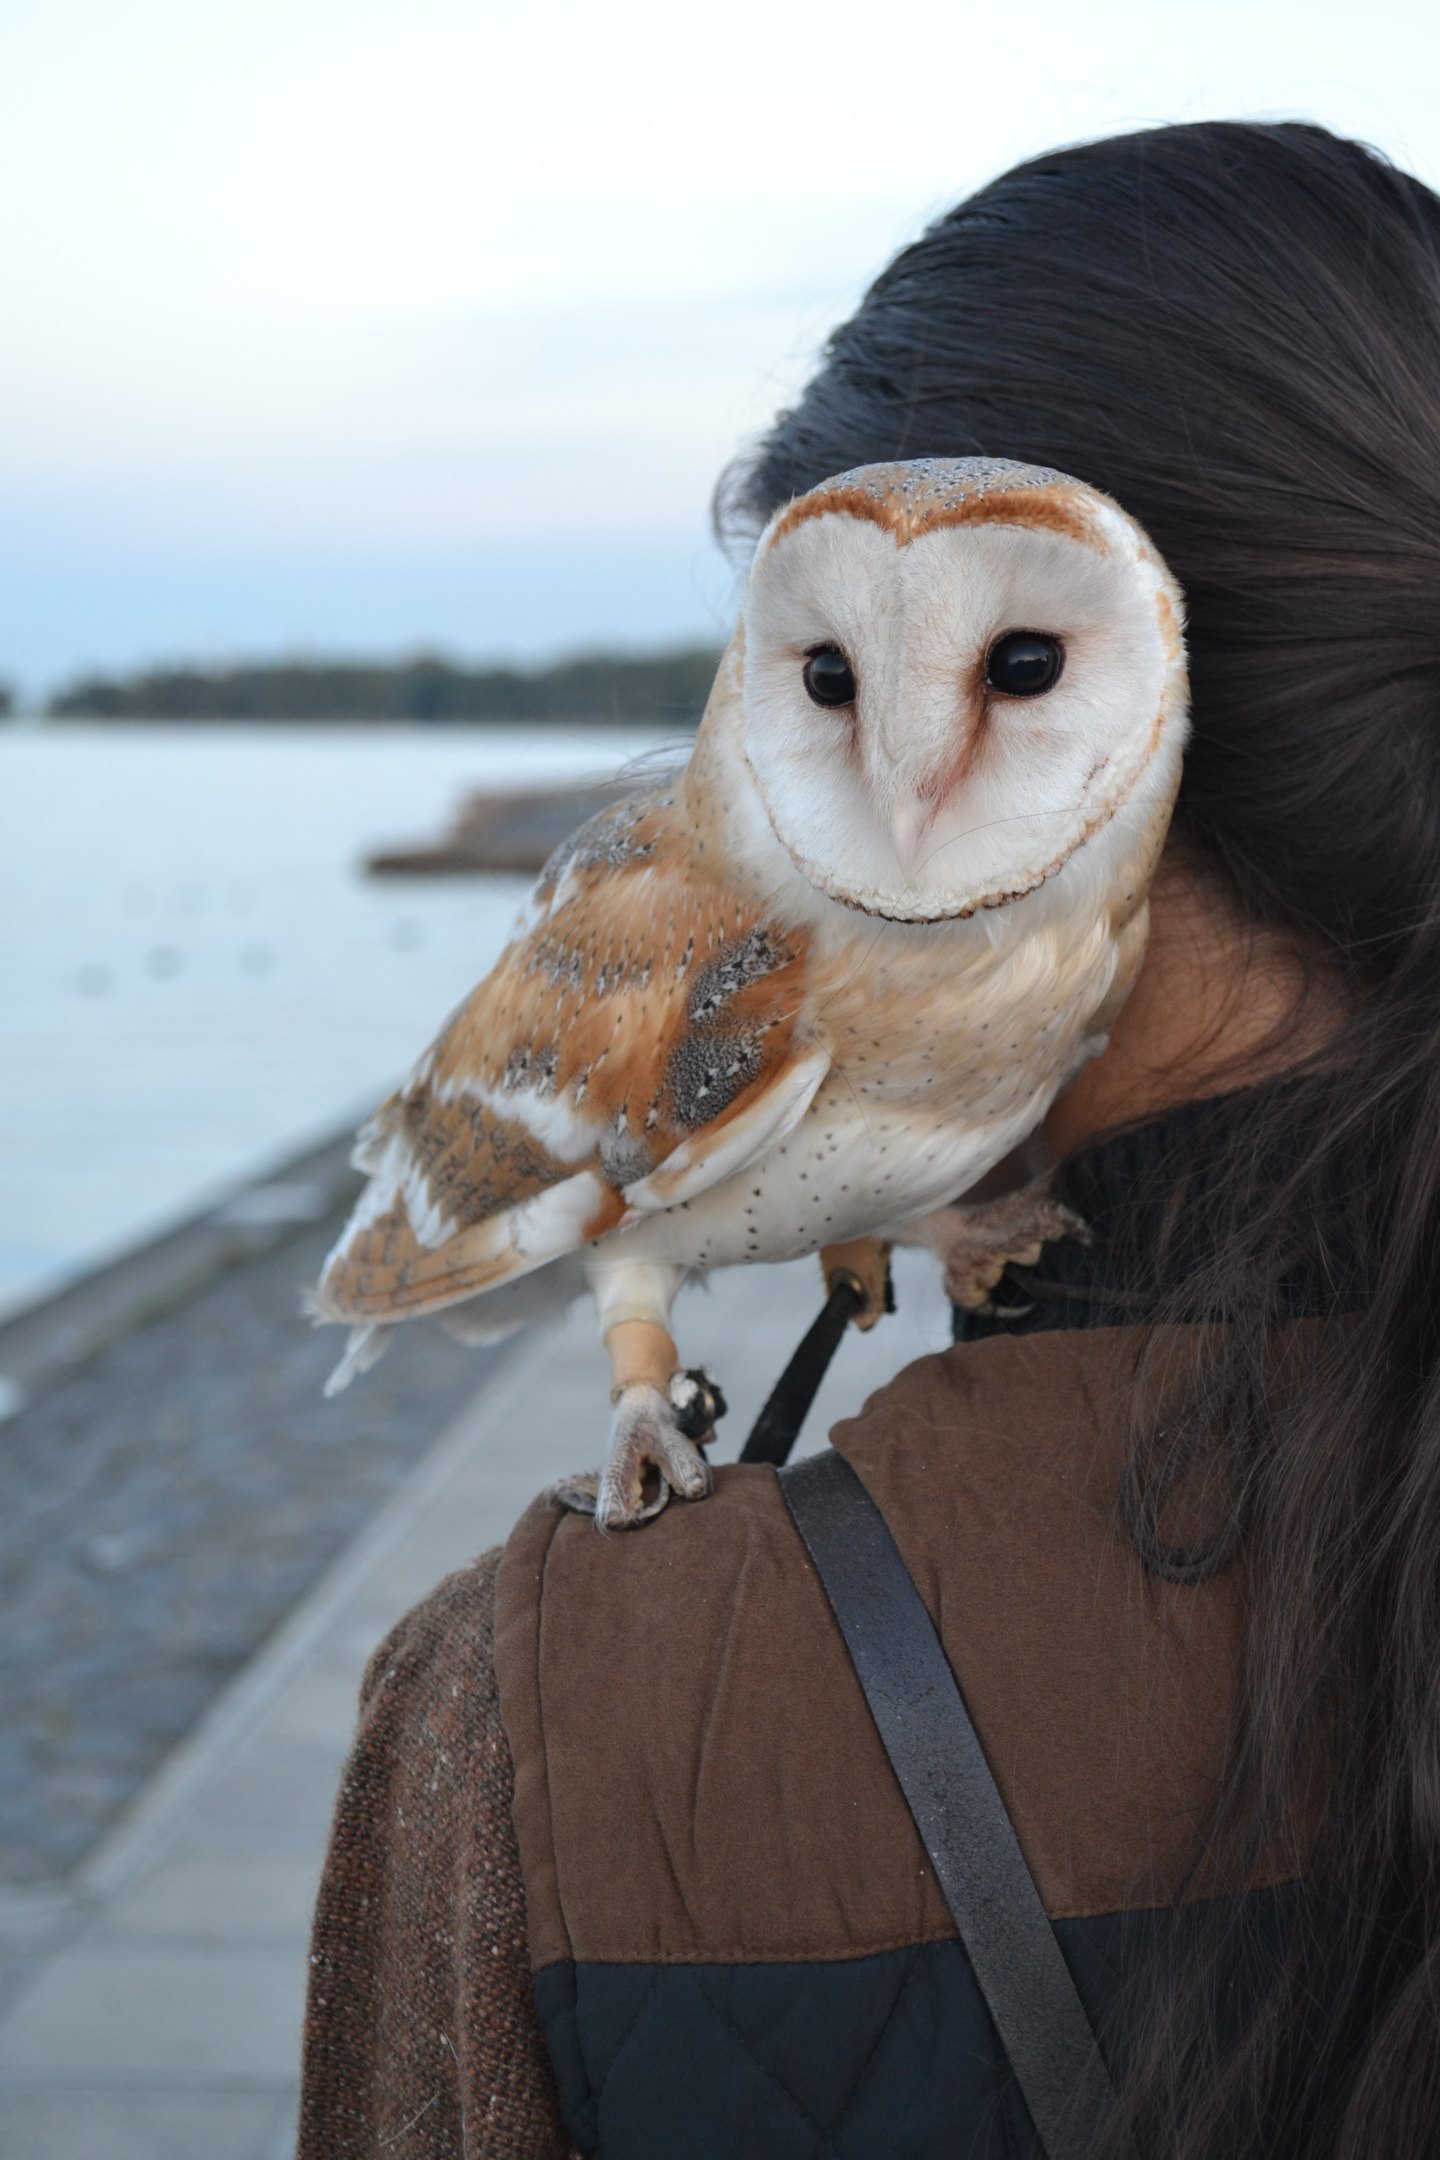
779,1448,1132,2160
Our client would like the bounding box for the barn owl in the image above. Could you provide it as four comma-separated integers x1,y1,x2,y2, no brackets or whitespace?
316,459,1188,1526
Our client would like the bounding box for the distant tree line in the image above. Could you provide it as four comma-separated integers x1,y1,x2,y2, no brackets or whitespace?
43,646,723,725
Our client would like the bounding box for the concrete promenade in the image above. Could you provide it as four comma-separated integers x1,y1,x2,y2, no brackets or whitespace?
0,1252,951,2159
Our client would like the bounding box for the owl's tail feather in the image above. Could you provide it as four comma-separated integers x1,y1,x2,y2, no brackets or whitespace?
323,1322,396,1398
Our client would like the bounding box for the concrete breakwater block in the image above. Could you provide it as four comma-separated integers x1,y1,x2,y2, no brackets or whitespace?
366,777,635,875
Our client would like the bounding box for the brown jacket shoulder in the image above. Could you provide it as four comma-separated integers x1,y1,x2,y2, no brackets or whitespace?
496,1324,1251,1984
299,1323,1267,2155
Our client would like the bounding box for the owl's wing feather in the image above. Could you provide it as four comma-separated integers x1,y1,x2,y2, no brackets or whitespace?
621,1042,830,1212
317,789,818,1324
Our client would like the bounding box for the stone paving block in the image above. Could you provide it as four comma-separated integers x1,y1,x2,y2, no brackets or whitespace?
263,2099,301,2160
0,1946,305,2083
0,1886,76,1950
299,1620,402,1687
153,1816,327,1862
0,2089,288,2160
247,1678,367,1756
349,1542,502,1624
96,1855,321,1945
173,1728,349,1845
0,1955,38,2027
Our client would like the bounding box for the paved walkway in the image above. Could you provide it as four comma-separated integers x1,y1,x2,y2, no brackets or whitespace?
0,1252,950,2158
0,1137,497,1888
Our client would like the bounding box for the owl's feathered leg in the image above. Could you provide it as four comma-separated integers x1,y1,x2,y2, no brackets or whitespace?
551,1259,719,1531
896,1182,1089,1313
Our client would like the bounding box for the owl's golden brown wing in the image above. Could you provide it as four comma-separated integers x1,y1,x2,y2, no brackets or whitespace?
315,789,819,1325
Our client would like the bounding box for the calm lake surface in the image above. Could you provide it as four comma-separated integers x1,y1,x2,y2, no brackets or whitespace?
0,724,666,1324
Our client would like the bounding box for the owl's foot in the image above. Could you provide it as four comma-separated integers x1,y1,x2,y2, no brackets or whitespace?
551,1372,723,1531
930,1186,1090,1313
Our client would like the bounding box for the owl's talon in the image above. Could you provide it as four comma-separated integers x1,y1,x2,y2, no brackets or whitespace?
550,1469,603,1516
557,1382,715,1532
938,1190,1090,1313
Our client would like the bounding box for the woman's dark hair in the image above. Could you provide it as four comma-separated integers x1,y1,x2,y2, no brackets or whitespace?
722,122,1440,2157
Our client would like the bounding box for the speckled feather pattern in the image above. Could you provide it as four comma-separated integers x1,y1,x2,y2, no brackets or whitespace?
318,786,815,1317
784,454,1068,521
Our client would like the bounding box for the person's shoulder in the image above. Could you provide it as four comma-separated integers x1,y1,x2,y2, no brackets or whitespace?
498,1459,794,1610
376,1322,1150,1715
840,1322,1150,1461
493,1323,1148,1664
486,1320,1244,1964
493,1458,952,1968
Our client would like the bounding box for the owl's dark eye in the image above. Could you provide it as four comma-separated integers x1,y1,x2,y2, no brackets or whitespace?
984,631,1064,697
802,645,857,707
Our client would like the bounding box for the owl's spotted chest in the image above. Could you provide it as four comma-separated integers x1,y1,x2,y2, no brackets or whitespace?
722,1073,979,1258
815,943,1084,1119
621,1061,1028,1272
620,928,1109,1273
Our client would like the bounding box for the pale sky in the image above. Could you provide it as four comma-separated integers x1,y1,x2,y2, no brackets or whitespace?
2,0,1437,698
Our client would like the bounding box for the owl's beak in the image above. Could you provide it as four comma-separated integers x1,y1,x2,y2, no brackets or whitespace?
890,796,938,882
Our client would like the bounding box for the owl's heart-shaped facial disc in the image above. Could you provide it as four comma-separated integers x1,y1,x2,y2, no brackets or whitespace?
740,457,1186,922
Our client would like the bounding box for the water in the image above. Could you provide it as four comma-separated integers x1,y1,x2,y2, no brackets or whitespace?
0,723,668,1322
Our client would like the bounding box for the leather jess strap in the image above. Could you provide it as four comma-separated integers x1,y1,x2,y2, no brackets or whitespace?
778,1450,1132,2160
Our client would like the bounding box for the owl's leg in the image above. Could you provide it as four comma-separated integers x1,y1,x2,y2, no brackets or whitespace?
896,1181,1089,1313
551,1260,721,1531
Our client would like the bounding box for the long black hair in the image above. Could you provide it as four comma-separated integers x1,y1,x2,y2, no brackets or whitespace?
721,122,1440,2157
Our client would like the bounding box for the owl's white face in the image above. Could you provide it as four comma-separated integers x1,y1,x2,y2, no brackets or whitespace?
740,461,1187,922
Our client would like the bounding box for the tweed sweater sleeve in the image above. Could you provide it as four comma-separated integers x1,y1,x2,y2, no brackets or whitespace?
297,1549,571,2159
